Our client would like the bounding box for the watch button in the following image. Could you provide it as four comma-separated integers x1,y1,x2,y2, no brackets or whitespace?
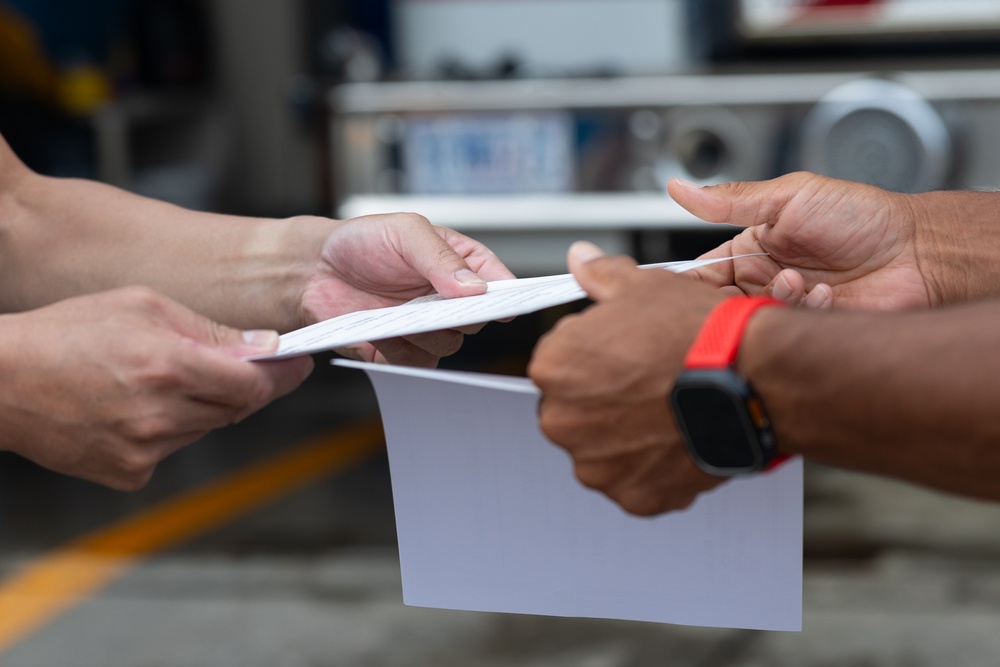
747,397,768,428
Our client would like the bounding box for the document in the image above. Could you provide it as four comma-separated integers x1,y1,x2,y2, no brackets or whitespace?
335,359,803,631
255,256,758,360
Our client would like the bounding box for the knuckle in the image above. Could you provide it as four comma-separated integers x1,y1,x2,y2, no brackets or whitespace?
120,412,175,443
134,359,185,392
673,494,696,512
372,340,437,368
436,245,458,264
617,493,663,517
438,331,465,357
530,320,583,380
113,449,160,490
616,485,681,517
537,410,572,447
226,400,256,426
573,462,615,492
393,211,430,227
242,374,276,411
112,470,154,493
118,284,165,311
526,361,548,390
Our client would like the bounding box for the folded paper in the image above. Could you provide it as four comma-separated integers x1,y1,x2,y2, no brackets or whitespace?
254,256,760,359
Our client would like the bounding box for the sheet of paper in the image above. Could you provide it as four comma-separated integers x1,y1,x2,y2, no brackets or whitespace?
255,255,758,360
334,359,803,631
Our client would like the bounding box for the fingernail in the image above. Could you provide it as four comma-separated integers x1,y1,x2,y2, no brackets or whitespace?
242,329,280,350
806,284,834,309
454,268,486,286
772,274,794,301
569,240,606,263
672,178,703,190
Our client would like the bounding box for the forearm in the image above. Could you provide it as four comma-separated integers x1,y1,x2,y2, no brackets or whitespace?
910,189,1000,305
743,303,1000,499
0,168,337,331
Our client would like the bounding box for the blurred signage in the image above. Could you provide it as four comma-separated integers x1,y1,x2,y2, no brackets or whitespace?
401,112,574,194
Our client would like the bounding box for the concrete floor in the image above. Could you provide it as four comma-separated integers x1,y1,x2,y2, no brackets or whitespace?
3,326,1000,666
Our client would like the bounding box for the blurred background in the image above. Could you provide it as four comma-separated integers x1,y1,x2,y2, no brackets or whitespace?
4,1,1000,665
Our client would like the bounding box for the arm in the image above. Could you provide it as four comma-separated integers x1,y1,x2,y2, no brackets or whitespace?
744,300,1000,500
529,243,1000,515
668,173,1000,310
0,130,512,488
0,138,315,489
0,133,515,364
0,133,333,330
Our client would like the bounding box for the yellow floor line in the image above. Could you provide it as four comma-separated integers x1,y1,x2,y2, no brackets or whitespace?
0,418,385,655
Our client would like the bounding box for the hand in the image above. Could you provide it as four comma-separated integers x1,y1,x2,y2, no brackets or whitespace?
301,213,516,367
0,287,312,490
528,242,726,516
668,172,932,310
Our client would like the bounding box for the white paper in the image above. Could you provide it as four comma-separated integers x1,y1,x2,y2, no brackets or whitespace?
335,359,803,631
254,256,758,360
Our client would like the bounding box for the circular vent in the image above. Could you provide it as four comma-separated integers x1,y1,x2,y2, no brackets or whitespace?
655,106,754,187
799,78,951,193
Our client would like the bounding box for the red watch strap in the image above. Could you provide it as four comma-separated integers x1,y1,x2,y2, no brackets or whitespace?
684,296,786,369
767,453,791,470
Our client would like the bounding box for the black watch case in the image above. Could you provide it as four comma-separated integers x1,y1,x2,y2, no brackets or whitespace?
670,368,778,477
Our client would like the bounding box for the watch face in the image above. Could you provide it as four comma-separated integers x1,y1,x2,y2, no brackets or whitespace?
670,370,767,475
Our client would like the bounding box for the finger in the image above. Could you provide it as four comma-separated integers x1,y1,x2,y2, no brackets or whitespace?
685,237,738,287
803,283,834,309
667,174,814,230
213,329,282,358
719,285,749,298
392,220,489,299
152,290,282,358
454,322,487,335
435,226,517,282
399,329,466,358
767,269,807,304
370,337,440,368
147,430,216,462
122,293,306,408
182,342,313,410
249,356,315,405
334,343,379,362
102,406,272,491
566,241,640,302
455,317,513,332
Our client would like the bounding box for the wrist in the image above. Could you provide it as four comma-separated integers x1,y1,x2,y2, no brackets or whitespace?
238,215,340,332
738,304,824,462
671,296,787,475
0,313,32,456
0,169,43,312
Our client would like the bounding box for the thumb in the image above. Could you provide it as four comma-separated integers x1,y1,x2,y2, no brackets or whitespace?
667,174,812,229
404,227,487,299
148,291,282,357
230,329,281,357
568,241,638,302
196,319,281,358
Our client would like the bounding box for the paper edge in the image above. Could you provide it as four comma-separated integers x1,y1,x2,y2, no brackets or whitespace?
332,359,540,395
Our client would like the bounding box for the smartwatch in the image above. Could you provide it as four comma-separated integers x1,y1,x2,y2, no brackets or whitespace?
670,296,786,476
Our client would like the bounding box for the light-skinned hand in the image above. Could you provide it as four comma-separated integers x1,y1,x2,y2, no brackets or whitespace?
0,287,312,490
